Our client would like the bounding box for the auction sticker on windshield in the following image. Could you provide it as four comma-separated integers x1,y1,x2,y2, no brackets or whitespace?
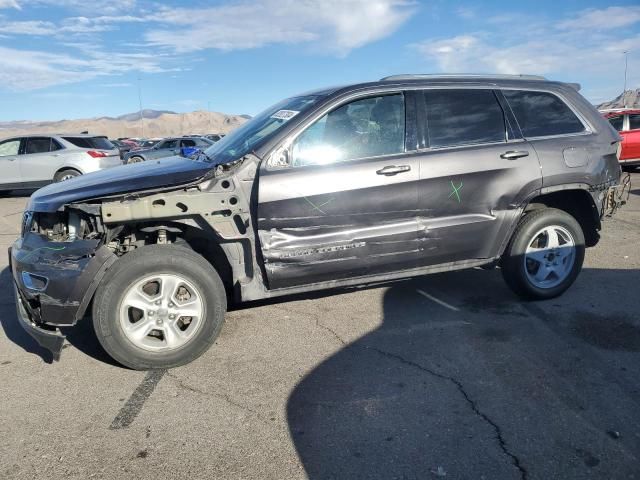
271,110,300,121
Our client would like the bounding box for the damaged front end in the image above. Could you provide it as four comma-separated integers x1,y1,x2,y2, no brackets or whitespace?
10,205,117,359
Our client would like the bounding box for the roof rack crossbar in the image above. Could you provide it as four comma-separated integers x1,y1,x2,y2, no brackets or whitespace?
380,73,547,82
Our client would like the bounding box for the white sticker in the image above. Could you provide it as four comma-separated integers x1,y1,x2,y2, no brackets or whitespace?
270,109,300,121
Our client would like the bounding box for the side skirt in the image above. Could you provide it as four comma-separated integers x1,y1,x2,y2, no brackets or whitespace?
240,257,498,301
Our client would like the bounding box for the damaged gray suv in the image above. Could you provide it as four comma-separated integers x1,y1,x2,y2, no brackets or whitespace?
10,74,628,369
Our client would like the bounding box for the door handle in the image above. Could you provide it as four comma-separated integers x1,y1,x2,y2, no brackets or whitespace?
500,150,529,160
376,165,411,176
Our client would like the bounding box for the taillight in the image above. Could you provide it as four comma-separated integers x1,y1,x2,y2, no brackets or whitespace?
87,150,107,158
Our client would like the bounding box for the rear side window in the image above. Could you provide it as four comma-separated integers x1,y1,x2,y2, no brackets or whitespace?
423,89,506,148
25,137,62,154
630,114,640,130
503,90,585,138
181,139,196,147
607,115,624,132
63,136,114,149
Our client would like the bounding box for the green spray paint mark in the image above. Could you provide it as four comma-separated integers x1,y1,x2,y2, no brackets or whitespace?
449,180,463,203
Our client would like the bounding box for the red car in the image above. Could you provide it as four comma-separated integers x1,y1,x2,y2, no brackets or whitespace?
602,109,640,169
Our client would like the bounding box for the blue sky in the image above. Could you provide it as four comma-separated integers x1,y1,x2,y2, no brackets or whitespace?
0,0,638,121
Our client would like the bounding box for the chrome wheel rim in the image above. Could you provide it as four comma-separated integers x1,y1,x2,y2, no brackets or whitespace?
58,173,76,182
119,274,205,352
524,225,576,289
128,157,143,164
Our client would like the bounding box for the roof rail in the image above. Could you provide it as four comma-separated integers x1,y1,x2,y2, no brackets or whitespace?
380,73,547,82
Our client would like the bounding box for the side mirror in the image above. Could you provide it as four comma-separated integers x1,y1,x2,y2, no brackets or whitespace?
269,146,291,168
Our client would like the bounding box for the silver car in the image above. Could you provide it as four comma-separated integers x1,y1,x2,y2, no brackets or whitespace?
0,134,121,191
124,136,214,163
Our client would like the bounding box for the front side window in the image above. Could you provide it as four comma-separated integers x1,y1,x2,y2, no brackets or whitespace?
608,115,624,132
503,90,585,138
424,89,506,148
181,139,196,148
292,93,405,167
629,114,640,130
0,139,20,156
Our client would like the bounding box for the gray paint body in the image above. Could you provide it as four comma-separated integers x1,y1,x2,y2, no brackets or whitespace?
11,77,622,341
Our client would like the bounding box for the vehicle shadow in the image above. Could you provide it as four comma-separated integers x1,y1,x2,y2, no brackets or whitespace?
0,266,120,367
286,267,640,479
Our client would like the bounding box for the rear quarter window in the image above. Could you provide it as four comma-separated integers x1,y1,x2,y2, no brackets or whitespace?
503,90,585,138
63,136,114,149
630,114,640,130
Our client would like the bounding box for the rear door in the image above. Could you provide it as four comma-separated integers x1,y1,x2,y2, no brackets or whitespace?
257,92,421,289
0,138,22,186
18,137,63,185
625,113,640,161
414,88,542,265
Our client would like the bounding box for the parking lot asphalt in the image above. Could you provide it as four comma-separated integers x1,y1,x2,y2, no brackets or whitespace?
1,173,639,480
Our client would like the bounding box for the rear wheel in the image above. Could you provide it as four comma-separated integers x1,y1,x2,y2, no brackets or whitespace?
92,245,226,370
501,208,585,300
54,169,81,182
127,156,144,164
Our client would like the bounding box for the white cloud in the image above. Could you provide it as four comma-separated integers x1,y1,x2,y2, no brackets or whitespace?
412,6,640,80
0,45,180,91
556,6,640,30
0,19,55,35
145,0,416,55
0,0,20,9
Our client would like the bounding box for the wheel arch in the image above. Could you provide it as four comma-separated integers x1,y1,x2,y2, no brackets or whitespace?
523,188,601,247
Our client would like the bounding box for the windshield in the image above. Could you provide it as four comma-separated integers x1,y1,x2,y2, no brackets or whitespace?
202,94,323,165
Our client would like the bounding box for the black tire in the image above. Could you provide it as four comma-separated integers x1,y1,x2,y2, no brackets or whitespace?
54,169,81,182
127,156,144,164
501,208,585,300
92,244,227,370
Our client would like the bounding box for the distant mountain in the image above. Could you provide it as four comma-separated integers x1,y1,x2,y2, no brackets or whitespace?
0,109,248,139
597,89,640,110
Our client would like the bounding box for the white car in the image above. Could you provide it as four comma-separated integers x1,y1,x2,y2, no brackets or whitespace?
0,134,122,191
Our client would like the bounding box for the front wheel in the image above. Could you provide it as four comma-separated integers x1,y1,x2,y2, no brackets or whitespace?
501,208,585,300
127,156,144,164
92,245,226,369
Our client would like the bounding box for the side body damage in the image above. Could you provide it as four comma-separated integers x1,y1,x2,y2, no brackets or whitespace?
9,76,629,361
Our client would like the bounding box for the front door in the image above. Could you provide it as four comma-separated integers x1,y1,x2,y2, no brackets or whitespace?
0,138,22,186
414,88,542,266
257,92,421,289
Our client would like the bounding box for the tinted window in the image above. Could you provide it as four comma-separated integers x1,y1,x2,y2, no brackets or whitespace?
25,137,57,154
503,90,585,137
630,114,640,130
160,139,179,149
608,115,624,132
424,89,506,148
0,139,20,156
63,136,114,149
292,94,405,167
181,139,196,147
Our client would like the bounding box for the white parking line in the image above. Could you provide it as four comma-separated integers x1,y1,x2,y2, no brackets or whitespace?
416,289,460,312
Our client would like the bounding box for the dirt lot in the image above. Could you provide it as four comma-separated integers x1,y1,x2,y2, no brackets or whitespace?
1,173,639,480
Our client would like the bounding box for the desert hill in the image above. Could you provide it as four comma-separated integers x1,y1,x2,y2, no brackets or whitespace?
597,89,640,110
0,109,249,139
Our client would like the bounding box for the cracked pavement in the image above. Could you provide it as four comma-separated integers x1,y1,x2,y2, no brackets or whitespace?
1,174,640,479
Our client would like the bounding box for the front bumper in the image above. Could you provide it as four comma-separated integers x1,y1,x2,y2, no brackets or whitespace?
9,235,117,360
